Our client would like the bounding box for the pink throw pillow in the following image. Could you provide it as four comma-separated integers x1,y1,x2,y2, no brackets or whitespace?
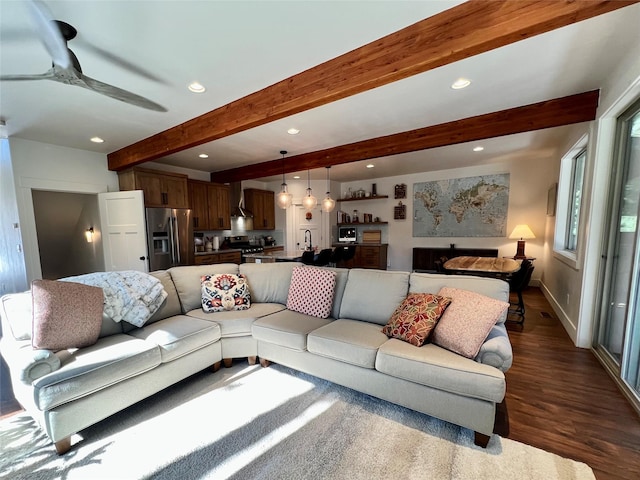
432,287,508,358
287,266,336,318
32,279,104,351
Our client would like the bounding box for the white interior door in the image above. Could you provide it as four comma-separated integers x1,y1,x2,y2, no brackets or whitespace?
292,204,330,252
98,191,148,272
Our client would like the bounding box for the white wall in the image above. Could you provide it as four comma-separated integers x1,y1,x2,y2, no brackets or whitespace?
8,138,118,284
0,139,28,295
542,46,640,347
339,156,556,275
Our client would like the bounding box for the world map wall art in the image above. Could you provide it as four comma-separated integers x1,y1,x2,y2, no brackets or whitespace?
413,174,510,237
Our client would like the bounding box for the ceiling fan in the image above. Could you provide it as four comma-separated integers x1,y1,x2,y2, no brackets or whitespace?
0,0,167,112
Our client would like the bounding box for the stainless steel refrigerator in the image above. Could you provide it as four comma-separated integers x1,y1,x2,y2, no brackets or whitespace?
145,208,194,271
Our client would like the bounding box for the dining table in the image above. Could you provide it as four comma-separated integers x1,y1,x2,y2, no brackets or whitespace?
443,256,520,278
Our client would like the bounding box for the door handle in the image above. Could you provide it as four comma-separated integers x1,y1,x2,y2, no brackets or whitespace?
139,256,146,261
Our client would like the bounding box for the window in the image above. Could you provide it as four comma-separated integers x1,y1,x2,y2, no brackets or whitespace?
566,148,586,251
554,134,588,267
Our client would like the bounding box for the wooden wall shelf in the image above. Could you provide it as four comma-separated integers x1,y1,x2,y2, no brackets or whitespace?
338,195,388,202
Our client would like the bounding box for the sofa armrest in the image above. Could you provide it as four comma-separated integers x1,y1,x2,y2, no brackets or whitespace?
1,338,62,384
475,323,512,372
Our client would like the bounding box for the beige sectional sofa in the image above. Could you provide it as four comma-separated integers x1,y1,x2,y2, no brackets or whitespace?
0,262,512,454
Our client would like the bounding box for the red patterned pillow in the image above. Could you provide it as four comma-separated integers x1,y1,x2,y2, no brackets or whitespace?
382,293,451,347
286,266,336,318
201,274,251,313
32,279,104,351
432,287,509,358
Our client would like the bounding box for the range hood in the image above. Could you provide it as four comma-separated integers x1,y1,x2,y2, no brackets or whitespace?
230,182,254,231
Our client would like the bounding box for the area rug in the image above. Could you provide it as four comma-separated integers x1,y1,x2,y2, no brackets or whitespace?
0,363,595,480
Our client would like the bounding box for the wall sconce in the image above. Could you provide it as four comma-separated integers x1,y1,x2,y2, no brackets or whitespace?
509,224,535,259
85,227,94,243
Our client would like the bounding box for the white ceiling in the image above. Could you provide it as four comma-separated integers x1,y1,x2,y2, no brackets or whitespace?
1,1,639,183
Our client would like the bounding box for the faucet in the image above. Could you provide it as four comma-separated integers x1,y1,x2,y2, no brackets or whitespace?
304,229,312,251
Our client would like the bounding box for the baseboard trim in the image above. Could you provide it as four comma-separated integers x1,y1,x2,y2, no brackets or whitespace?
538,281,581,347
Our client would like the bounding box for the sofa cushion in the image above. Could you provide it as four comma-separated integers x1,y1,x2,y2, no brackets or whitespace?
147,270,183,323
382,293,451,347
32,334,161,410
240,262,300,304
375,339,505,403
187,302,285,337
252,310,333,351
409,273,509,324
169,264,240,313
286,266,336,318
127,315,221,362
339,269,409,325
432,287,509,359
201,273,251,313
308,319,388,369
31,279,104,351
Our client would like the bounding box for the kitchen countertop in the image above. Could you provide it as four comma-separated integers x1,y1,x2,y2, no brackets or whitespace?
242,251,302,261
194,248,242,256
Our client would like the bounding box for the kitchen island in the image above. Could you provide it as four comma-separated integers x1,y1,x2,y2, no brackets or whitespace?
243,250,302,263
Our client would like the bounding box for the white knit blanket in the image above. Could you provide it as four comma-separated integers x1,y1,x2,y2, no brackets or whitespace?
61,271,168,327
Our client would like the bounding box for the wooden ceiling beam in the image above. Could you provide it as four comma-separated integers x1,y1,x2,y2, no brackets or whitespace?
212,90,600,183
107,0,633,171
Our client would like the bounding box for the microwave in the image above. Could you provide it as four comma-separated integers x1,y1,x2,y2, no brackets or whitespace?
338,227,357,243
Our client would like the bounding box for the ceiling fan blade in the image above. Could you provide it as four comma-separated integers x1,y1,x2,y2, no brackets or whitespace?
78,42,167,85
79,73,167,112
28,0,71,69
0,70,56,81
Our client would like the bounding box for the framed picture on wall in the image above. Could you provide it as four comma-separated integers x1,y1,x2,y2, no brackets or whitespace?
547,183,557,216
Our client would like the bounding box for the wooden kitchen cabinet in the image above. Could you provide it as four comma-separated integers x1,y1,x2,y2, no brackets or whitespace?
244,188,275,230
188,180,231,230
118,167,189,208
189,180,209,230
356,245,388,269
336,244,388,270
193,251,241,265
209,183,231,230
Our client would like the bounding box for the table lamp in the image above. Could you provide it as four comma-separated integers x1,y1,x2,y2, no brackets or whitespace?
509,224,535,259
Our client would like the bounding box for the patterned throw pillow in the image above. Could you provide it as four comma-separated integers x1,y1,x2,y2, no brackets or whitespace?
286,266,337,318
382,293,452,347
432,287,509,359
31,279,104,351
201,274,251,313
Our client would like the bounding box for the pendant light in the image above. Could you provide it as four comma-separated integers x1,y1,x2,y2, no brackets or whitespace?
322,166,336,213
276,150,293,209
302,169,317,211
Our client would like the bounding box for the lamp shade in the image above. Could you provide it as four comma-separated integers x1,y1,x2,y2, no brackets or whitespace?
509,224,535,240
322,194,336,213
276,150,292,209
276,185,292,209
302,188,317,210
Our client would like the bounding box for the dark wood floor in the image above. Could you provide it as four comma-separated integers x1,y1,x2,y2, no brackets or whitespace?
505,287,640,480
2,287,639,478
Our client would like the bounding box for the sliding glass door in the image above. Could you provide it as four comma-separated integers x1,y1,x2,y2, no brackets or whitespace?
596,99,640,404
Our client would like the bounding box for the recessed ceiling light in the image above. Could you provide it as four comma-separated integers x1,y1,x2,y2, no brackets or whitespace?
293,175,300,179
199,153,209,158
366,164,375,169
90,136,104,143
473,146,484,152
451,78,471,90
188,82,206,93
287,128,300,135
